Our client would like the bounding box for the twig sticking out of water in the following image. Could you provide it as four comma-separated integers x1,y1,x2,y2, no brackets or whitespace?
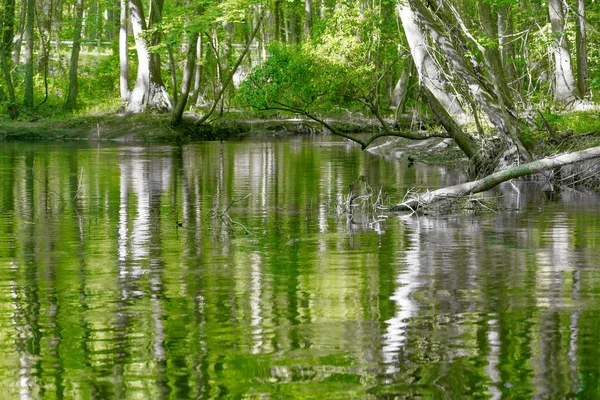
209,193,253,236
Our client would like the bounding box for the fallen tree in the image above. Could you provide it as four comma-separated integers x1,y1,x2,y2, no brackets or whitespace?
391,146,600,212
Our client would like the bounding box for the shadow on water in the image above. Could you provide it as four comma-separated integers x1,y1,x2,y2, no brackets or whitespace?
0,138,599,398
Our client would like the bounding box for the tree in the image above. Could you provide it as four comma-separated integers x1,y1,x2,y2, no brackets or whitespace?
126,0,172,113
548,0,578,105
119,0,129,101
575,0,589,98
65,0,85,110
23,0,34,107
0,0,18,118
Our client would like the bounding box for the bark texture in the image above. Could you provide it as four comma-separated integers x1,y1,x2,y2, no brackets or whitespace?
398,4,464,116
549,0,578,104
126,0,172,113
119,0,129,101
65,0,84,110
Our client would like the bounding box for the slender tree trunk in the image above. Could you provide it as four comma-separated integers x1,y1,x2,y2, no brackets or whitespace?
171,34,199,126
1,0,18,118
391,61,413,117
548,0,578,104
288,4,297,44
65,0,84,110
575,0,588,98
12,0,25,65
274,0,281,42
190,35,202,105
304,0,311,39
168,44,178,103
498,5,517,92
126,0,172,113
119,0,129,100
23,0,34,107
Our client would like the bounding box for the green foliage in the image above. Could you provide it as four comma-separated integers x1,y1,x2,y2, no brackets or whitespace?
240,44,342,113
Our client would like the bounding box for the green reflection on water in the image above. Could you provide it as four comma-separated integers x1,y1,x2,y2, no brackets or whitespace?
0,139,599,399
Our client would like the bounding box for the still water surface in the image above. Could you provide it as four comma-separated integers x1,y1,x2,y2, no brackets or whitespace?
0,138,599,399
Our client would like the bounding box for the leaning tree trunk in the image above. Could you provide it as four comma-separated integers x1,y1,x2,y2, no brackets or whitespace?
64,0,84,110
548,0,578,105
119,0,129,101
23,0,34,107
398,4,464,116
408,0,531,164
126,0,172,113
171,34,199,126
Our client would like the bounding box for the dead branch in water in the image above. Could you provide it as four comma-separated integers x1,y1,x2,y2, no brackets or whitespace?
391,146,600,212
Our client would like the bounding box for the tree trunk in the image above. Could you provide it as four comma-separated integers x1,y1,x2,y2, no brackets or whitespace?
398,4,464,116
391,61,412,115
304,0,311,39
126,0,172,113
575,0,588,98
392,146,600,211
12,0,25,66
171,34,199,126
548,0,578,104
498,5,517,92
119,0,129,101
23,0,34,107
65,0,84,110
1,0,18,118
168,44,178,103
408,0,531,163
190,35,202,105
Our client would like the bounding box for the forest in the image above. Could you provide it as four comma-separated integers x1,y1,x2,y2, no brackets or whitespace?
3,2,600,397
1,0,600,193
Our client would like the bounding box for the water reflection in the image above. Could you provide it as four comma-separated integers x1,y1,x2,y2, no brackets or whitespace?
0,139,599,398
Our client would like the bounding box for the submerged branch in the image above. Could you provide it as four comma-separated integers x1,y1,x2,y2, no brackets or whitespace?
391,146,600,211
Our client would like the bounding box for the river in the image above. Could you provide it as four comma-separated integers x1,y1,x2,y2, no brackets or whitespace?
0,137,599,398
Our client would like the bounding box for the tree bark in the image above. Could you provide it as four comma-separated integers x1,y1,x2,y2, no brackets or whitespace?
65,0,84,110
12,0,25,66
119,0,129,101
548,0,578,104
575,0,588,98
168,44,178,103
408,0,531,163
190,35,202,105
392,146,600,211
171,34,199,126
1,0,18,118
398,4,464,116
23,0,34,107
304,0,311,39
126,0,172,113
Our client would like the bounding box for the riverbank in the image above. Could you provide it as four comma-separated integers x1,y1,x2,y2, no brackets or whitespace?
0,112,386,142
1,110,599,167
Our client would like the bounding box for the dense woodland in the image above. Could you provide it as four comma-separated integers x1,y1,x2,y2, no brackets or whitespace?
0,0,599,170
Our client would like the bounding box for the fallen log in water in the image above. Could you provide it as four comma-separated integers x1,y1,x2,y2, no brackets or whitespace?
391,146,600,212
